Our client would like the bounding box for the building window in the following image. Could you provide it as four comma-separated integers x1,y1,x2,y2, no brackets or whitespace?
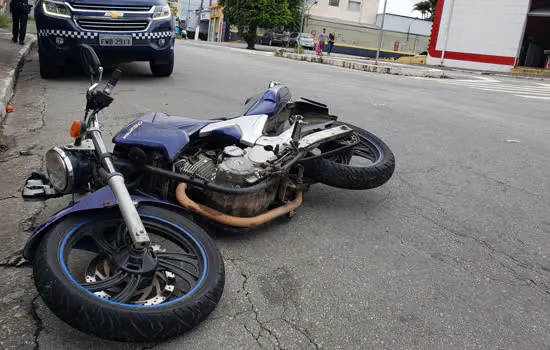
347,0,360,11
329,0,339,7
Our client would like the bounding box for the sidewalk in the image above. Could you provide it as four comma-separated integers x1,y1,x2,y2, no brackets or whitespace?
280,51,447,78
0,25,37,124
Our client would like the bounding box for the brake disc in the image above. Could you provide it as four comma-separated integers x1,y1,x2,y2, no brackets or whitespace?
84,246,176,306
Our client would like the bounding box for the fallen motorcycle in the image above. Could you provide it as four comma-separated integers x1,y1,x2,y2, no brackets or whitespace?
21,44,395,342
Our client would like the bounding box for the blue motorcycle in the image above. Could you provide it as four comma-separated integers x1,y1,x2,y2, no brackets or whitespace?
21,44,395,342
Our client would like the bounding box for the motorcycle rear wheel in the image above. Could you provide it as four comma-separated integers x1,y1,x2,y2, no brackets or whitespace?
302,122,395,190
33,205,224,342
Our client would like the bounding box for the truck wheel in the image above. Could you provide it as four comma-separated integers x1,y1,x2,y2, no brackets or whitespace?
150,53,174,77
38,46,60,79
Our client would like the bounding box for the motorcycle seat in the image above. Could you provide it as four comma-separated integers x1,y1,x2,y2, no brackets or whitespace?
150,113,220,135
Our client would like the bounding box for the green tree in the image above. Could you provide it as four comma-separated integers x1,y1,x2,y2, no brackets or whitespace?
220,0,294,49
413,0,437,20
286,0,302,31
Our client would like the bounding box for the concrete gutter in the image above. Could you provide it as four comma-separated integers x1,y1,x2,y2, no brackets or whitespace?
0,36,37,124
281,52,447,78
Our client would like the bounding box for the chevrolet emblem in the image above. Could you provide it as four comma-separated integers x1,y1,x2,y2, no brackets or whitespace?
104,12,123,19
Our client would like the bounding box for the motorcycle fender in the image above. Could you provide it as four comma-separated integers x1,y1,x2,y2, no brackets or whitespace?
22,185,184,262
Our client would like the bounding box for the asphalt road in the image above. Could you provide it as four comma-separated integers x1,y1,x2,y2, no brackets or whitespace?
1,40,549,350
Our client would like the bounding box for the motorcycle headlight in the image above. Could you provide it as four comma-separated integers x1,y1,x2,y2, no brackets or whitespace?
43,0,71,18
153,4,171,20
46,147,74,193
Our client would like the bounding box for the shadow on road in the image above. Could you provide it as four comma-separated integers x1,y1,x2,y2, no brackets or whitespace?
44,61,166,83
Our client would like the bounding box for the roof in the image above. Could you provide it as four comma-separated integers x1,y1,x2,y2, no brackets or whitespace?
377,13,432,22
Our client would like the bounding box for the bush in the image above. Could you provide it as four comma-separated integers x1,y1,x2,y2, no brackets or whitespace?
184,31,208,41
0,12,9,28
293,46,304,54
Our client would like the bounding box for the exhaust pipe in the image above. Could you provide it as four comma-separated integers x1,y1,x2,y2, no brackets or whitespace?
175,183,303,228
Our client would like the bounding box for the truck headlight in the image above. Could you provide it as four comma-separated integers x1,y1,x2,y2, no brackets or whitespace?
43,0,71,18
153,4,170,20
46,147,74,193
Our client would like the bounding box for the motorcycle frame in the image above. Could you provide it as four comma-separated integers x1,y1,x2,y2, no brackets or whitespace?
22,77,356,260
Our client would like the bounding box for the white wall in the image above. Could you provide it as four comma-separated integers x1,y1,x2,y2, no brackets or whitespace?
309,0,380,25
427,0,530,71
180,0,203,30
375,14,432,36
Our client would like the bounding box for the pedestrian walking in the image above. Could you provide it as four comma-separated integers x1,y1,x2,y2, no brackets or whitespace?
327,32,335,56
317,28,327,56
282,30,290,48
0,0,31,45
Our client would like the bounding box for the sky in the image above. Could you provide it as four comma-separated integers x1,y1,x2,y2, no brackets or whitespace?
378,0,422,17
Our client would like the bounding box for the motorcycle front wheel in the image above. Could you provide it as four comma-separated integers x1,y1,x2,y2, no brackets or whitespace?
33,205,224,342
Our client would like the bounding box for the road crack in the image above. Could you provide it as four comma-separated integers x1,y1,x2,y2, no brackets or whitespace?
0,250,30,267
396,174,550,296
0,195,17,201
31,294,44,350
280,318,320,350
238,270,282,349
28,74,47,133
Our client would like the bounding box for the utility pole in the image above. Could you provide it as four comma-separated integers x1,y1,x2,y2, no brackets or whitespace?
186,0,191,30
440,0,456,65
375,0,388,65
298,0,317,52
298,0,306,52
195,0,204,40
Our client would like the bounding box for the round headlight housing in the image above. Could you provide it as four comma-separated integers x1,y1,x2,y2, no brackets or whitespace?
46,147,74,193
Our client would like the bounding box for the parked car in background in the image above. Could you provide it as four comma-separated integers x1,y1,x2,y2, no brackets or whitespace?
289,33,315,50
259,31,284,46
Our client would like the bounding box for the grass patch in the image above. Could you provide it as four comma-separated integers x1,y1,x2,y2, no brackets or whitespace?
0,12,9,28
293,46,304,54
0,140,7,154
0,128,8,154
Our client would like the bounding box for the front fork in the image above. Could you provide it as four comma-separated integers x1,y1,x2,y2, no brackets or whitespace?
89,129,151,249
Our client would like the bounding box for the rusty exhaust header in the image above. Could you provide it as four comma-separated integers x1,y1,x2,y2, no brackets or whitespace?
175,183,303,228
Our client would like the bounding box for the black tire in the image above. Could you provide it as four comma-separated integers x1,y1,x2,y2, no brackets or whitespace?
150,53,174,77
38,44,60,79
302,122,395,190
33,205,224,342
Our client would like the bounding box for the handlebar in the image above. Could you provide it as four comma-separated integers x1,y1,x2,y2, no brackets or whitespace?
102,69,122,96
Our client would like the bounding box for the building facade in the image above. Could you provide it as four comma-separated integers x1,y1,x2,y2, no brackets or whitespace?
207,0,224,42
427,0,549,72
308,0,379,25
376,14,432,53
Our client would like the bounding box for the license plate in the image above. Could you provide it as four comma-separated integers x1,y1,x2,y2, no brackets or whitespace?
99,35,132,47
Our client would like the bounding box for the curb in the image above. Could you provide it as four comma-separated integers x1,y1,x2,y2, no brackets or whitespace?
281,52,446,78
0,36,37,125
180,40,276,56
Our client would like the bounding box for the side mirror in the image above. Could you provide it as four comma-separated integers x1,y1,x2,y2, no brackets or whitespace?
79,44,102,79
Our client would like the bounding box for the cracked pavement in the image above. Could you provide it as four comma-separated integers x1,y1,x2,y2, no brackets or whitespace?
0,42,549,349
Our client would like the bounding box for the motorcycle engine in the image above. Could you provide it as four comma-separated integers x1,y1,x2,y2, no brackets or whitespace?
174,145,280,217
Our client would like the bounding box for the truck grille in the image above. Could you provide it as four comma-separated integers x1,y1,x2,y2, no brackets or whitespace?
76,18,150,31
70,4,153,12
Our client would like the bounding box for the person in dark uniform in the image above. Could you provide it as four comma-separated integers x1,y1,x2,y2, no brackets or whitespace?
0,0,30,44
327,32,335,56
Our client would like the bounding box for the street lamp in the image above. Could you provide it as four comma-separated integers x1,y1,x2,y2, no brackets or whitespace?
406,17,419,53
298,0,317,52
375,0,388,65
